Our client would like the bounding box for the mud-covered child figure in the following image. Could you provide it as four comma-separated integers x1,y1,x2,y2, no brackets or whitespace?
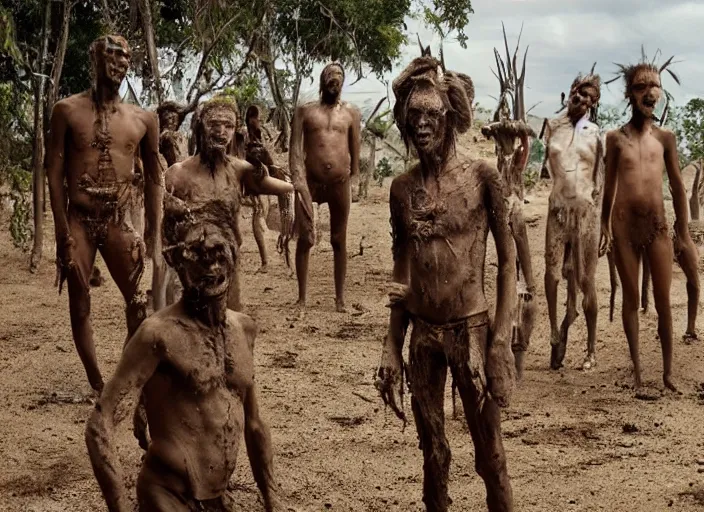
289,62,361,314
601,54,699,395
85,203,282,512
376,56,516,512
543,68,604,371
156,101,188,167
155,96,294,311
46,35,162,393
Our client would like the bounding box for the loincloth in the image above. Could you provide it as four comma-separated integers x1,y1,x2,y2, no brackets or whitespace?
616,207,669,251
548,202,599,281
68,202,131,247
408,311,489,404
137,453,231,512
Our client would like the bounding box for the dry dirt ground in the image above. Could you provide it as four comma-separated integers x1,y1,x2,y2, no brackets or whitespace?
2,129,704,512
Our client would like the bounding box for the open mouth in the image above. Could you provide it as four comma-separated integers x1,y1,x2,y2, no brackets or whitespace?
416,133,432,145
643,99,657,108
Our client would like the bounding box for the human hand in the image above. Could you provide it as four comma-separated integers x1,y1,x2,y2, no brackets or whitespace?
386,282,410,308
374,338,407,424
598,222,612,257
485,334,515,408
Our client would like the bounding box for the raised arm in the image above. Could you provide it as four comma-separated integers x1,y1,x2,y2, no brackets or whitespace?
663,130,691,239
348,106,361,177
599,130,619,256
484,163,517,407
46,101,70,247
240,159,294,196
85,322,163,512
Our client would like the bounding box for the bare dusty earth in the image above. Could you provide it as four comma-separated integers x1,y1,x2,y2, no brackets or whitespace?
1,130,704,512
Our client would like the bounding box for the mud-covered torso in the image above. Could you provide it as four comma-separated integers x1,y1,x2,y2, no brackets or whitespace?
143,307,254,500
392,160,491,323
63,94,147,214
547,116,602,208
611,127,667,219
165,156,243,244
301,102,353,184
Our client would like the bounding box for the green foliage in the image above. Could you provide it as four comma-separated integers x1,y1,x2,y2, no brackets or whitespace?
373,156,394,186
221,74,263,115
596,105,628,131
418,0,473,47
270,0,411,80
669,98,704,164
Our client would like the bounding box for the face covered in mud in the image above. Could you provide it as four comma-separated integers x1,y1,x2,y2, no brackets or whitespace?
567,83,598,123
629,68,662,118
160,109,179,132
406,83,447,155
202,105,237,154
91,36,130,88
174,223,235,299
320,63,344,104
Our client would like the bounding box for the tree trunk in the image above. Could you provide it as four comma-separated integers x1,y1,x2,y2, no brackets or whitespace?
262,57,290,152
136,0,162,104
29,0,52,273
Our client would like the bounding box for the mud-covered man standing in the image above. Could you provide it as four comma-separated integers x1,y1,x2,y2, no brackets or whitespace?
376,56,516,512
289,62,361,314
47,35,162,392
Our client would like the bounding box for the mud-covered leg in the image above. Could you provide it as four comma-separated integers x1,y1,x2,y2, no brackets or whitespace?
136,463,189,512
66,215,101,391
329,180,350,313
647,235,678,392
452,363,513,511
675,235,700,340
641,256,650,313
613,237,643,390
544,210,566,370
252,196,269,273
509,206,535,375
409,341,451,512
607,251,619,322
227,257,242,312
552,271,577,369
581,267,598,370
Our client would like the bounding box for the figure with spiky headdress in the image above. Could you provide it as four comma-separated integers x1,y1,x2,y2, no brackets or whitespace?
600,49,699,396
480,24,537,380
375,55,516,511
543,64,605,371
153,96,295,312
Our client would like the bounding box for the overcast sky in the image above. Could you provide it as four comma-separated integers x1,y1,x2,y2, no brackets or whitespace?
299,0,704,118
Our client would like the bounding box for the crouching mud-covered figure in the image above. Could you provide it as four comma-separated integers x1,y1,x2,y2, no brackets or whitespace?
543,69,605,370
601,54,698,395
376,56,516,512
47,35,162,392
289,62,361,314
155,97,294,311
85,202,282,512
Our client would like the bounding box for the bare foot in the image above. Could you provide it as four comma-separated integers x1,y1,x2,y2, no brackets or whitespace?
663,374,680,393
549,331,566,370
581,353,596,370
256,264,269,274
294,300,306,320
513,350,525,381
335,299,347,313
683,331,698,344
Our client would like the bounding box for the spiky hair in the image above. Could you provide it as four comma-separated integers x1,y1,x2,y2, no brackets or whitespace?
392,56,473,152
569,62,601,103
605,46,681,101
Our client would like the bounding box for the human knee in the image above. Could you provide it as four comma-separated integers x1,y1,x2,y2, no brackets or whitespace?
69,291,91,321
330,229,346,251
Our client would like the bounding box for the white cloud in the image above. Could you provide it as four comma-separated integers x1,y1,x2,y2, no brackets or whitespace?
300,0,704,119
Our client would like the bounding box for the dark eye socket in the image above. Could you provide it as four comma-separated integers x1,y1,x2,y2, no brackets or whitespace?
633,84,647,92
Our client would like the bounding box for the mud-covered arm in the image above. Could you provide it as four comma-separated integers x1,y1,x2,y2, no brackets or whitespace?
663,130,691,239
541,121,553,179
240,160,294,196
288,106,307,188
85,323,162,512
485,164,517,346
46,101,70,241
592,135,605,190
387,180,411,351
141,112,164,255
241,320,279,511
600,131,619,229
348,107,362,177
